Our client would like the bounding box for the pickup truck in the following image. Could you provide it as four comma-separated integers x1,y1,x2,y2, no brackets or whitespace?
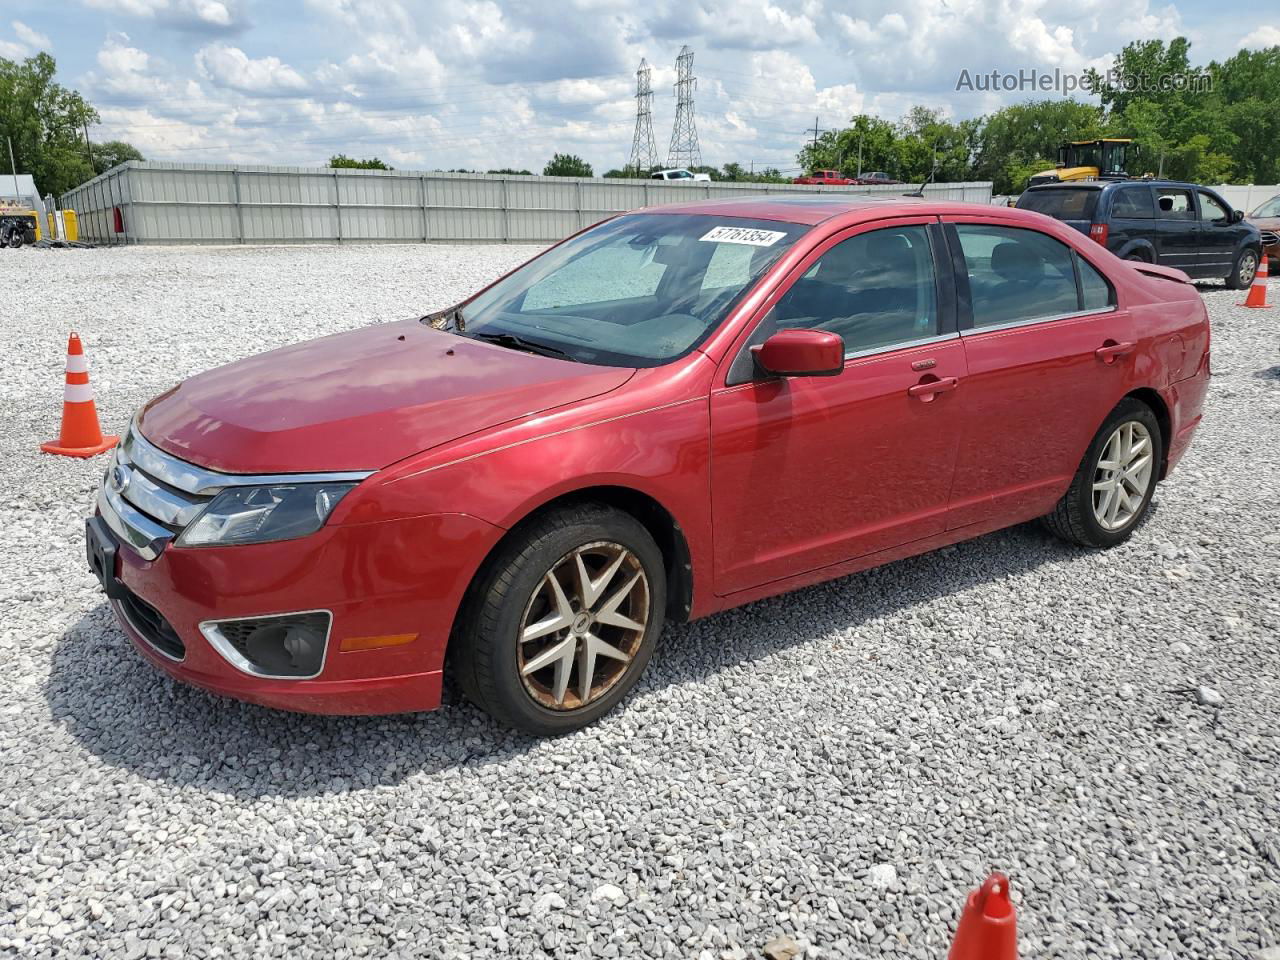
792,170,855,186
650,168,712,182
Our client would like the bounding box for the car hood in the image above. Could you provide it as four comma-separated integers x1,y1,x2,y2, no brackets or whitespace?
139,319,635,474
1248,215,1280,233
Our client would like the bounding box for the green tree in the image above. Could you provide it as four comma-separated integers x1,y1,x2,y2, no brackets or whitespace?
487,167,532,175
542,153,593,177
0,52,97,197
90,139,144,175
972,99,1105,193
328,154,392,170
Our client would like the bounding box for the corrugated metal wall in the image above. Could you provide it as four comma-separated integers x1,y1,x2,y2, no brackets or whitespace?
62,161,996,246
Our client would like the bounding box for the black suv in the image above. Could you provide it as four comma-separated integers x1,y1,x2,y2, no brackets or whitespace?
1017,180,1263,289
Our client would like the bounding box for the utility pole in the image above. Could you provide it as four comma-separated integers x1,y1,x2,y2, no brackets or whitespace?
627,58,659,176
83,120,94,171
857,136,863,178
6,136,18,200
667,46,702,169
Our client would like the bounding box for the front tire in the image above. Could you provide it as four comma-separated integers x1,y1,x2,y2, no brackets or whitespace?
1226,248,1258,290
452,504,665,736
1042,398,1163,548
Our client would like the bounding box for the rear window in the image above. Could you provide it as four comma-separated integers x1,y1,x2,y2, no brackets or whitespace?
1111,187,1154,219
1017,189,1099,221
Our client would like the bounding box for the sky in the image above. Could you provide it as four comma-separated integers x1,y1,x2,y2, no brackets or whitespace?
2,0,1276,176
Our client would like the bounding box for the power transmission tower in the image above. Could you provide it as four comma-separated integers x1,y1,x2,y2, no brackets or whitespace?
627,58,659,176
667,45,702,169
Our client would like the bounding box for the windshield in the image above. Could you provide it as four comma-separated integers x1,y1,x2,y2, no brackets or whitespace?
1251,197,1280,218
452,213,807,366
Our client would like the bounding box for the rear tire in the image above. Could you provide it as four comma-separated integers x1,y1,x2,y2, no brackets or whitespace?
1125,252,1150,263
1042,398,1163,548
452,503,665,736
1226,248,1258,290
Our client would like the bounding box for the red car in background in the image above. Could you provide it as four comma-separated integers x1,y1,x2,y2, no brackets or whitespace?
793,170,857,185
88,196,1210,735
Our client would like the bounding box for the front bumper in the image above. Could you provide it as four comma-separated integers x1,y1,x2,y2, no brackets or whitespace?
93,507,504,715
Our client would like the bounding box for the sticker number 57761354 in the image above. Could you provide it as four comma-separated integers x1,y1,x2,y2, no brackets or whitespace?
699,225,788,247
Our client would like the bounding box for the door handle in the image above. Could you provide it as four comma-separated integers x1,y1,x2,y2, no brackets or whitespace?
1095,341,1135,364
908,376,959,402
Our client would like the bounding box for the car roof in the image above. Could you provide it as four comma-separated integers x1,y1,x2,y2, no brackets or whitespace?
1025,179,1206,193
634,193,987,226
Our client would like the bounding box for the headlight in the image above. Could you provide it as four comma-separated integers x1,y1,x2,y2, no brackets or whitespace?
177,483,356,547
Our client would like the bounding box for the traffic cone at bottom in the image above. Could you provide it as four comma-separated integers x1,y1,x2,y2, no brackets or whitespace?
1239,254,1271,309
948,872,1018,960
40,333,119,458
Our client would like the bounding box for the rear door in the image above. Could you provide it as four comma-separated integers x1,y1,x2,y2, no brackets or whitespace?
942,217,1135,529
1152,186,1202,276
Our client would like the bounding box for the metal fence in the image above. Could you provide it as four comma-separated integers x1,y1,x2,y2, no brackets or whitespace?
61,161,995,246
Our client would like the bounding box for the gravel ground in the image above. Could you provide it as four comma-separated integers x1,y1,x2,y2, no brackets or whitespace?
1,244,1278,960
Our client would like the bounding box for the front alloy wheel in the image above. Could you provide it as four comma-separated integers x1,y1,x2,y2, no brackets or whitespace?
452,503,665,735
1228,249,1258,290
518,541,650,710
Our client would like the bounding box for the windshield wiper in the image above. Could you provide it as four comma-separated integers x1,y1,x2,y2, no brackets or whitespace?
468,331,577,361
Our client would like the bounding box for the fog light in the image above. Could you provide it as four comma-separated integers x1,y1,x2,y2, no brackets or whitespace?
200,611,331,679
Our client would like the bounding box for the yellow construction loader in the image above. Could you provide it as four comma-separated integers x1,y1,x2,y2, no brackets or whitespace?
1028,139,1133,187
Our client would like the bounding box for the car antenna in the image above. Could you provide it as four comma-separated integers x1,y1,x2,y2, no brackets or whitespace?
903,142,938,198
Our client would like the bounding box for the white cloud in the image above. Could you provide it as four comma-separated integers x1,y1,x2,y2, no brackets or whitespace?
82,0,246,31
196,43,309,94
13,20,52,49
1239,24,1280,49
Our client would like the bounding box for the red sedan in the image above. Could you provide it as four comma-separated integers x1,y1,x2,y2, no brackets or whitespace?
87,196,1210,735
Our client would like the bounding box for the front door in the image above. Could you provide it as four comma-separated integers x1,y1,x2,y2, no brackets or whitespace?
1195,189,1240,280
942,219,1137,528
709,219,966,595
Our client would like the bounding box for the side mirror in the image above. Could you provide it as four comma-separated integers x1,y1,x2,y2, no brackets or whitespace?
751,329,844,378
1232,209,1245,223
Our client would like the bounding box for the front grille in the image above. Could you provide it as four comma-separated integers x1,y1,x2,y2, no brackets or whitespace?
1261,230,1278,248
118,589,186,660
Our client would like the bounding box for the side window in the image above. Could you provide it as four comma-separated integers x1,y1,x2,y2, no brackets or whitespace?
1111,187,1154,219
522,243,666,310
1076,253,1115,311
1155,188,1195,220
955,224,1081,327
769,224,937,353
1198,191,1229,223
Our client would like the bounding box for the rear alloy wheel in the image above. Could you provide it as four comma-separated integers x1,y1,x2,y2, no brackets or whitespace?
453,504,664,735
1226,249,1258,290
1042,397,1163,548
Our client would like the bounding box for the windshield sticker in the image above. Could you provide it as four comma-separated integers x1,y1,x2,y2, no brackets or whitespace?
699,226,787,247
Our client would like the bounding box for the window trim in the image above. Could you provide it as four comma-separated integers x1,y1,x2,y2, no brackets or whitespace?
1109,184,1155,220
945,220,1117,332
720,214,949,386
1196,188,1230,224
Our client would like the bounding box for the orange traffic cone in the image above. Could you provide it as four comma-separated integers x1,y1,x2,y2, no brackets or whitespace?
1240,254,1271,309
948,872,1018,960
40,333,119,458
